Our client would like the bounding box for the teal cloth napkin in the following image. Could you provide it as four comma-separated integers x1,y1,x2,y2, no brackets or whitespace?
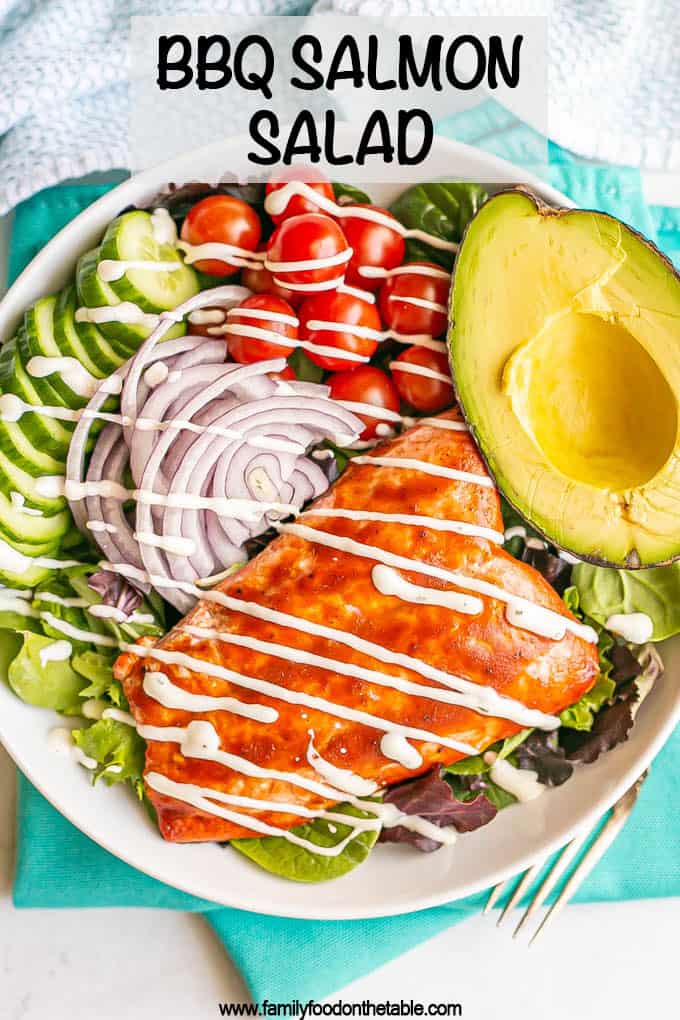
9,167,680,1004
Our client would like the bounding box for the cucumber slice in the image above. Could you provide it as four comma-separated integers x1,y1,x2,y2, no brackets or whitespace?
0,446,65,514
55,287,124,379
0,337,73,460
0,559,54,589
76,247,186,350
0,409,64,476
0,489,70,549
22,297,90,408
99,211,199,312
54,286,122,378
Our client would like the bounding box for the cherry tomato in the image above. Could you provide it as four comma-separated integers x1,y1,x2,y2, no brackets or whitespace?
181,195,261,276
186,307,228,338
391,346,453,413
225,294,298,364
341,205,405,291
298,290,381,372
240,243,302,307
265,168,335,224
378,263,450,337
328,366,400,440
265,214,351,294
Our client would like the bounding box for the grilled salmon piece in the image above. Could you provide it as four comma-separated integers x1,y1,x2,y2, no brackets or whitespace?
115,409,599,843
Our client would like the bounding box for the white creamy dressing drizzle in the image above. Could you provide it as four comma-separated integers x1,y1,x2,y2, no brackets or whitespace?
177,240,264,271
143,669,278,724
134,530,196,557
306,730,378,796
372,564,482,616
122,640,478,755
351,455,494,488
150,207,178,245
98,259,183,282
144,362,169,388
388,360,453,386
605,612,654,644
304,509,504,545
220,318,369,365
35,475,66,498
388,294,447,314
380,733,423,769
87,519,118,534
65,479,298,520
48,727,97,770
0,588,41,618
38,640,72,667
277,524,598,646
81,699,137,727
188,308,227,326
264,183,459,254
9,492,43,516
140,720,454,854
484,751,544,802
179,621,548,730
41,611,117,647
88,604,154,625
337,284,375,303
0,537,80,574
359,264,451,282
26,356,100,399
75,303,160,330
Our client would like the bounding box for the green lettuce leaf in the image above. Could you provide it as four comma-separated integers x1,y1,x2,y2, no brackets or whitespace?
72,650,125,706
231,804,379,883
333,182,372,205
559,621,616,731
573,562,680,641
389,182,488,267
8,632,84,711
72,718,145,795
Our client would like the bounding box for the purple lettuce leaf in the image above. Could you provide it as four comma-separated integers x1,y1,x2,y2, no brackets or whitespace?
516,731,573,786
378,768,497,852
521,547,572,595
561,698,636,764
88,571,143,617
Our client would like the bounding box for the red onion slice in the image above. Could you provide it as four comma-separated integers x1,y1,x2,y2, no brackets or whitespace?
66,285,363,610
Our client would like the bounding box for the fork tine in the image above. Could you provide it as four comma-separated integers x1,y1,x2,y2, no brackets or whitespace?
483,879,507,914
512,831,589,939
528,782,644,946
496,858,546,927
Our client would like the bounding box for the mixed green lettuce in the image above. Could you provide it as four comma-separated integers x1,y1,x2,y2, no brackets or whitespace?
1,563,163,796
573,561,680,641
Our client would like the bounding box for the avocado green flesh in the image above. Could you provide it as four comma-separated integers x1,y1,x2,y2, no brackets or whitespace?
450,190,680,568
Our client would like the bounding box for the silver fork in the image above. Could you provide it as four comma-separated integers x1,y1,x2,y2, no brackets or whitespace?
484,769,649,944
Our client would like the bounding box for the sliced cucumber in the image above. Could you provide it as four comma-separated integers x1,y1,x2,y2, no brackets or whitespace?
0,442,65,513
0,559,54,589
76,247,186,350
0,413,65,480
99,211,199,312
0,337,73,460
22,297,90,409
0,489,70,549
54,286,122,378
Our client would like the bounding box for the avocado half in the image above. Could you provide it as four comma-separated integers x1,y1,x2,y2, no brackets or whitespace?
449,189,680,568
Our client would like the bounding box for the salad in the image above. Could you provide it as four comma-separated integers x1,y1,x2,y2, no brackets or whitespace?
0,167,676,885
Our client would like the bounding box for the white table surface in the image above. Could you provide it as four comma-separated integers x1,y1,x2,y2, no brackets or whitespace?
0,188,678,1020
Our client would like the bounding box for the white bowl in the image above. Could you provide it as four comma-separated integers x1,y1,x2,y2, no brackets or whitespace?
1,129,677,920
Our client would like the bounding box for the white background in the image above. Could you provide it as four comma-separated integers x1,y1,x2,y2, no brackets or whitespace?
0,189,678,1018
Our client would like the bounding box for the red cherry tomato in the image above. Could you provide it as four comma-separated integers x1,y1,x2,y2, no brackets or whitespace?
391,346,453,413
378,263,450,337
181,195,261,276
225,294,298,364
341,205,405,291
328,366,400,439
265,214,351,294
265,168,335,224
240,243,302,307
298,290,381,372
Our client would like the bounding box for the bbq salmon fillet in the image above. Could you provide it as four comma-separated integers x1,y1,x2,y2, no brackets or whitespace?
115,410,599,843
